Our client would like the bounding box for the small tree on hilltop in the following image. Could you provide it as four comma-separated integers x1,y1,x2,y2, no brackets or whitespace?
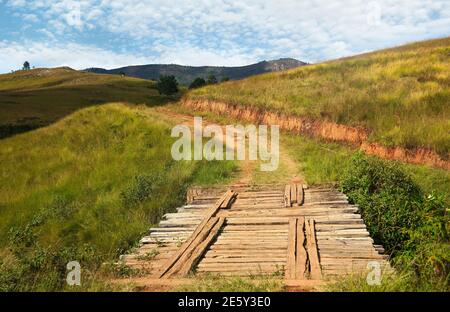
207,74,218,85
189,77,206,89
156,75,179,95
22,61,31,71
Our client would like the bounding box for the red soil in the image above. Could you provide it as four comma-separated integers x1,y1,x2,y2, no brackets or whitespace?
182,99,449,170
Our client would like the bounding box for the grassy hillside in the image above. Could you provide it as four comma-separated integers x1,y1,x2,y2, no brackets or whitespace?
187,37,450,158
0,103,236,291
0,67,172,138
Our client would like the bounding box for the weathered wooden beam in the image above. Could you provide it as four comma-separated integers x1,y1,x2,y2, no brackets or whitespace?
157,190,236,278
160,217,219,277
297,184,304,206
291,184,297,206
306,219,322,280
295,217,308,279
176,217,226,276
286,218,297,280
284,185,292,207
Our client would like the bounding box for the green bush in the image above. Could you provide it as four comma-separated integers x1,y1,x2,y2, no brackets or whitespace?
156,75,179,95
189,77,207,89
340,153,423,253
206,74,218,85
121,173,163,208
340,153,449,290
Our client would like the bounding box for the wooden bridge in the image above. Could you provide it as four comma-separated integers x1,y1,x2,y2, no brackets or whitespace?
120,184,392,288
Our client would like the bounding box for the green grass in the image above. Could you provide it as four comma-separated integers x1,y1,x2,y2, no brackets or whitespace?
282,135,353,185
0,103,236,291
283,134,450,198
0,67,176,138
188,37,450,157
327,271,448,292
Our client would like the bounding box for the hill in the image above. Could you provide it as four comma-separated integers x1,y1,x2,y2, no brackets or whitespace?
185,37,450,164
0,103,236,291
85,58,306,85
0,67,169,138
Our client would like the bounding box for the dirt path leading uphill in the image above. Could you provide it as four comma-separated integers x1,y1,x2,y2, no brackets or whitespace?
114,105,392,292
151,106,303,185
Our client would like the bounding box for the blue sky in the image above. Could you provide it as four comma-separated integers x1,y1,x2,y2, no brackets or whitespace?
0,0,449,73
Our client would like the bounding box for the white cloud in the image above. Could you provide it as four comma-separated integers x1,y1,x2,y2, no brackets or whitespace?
0,41,153,72
3,0,450,69
153,44,256,66
22,13,38,23
7,0,26,7
0,40,257,72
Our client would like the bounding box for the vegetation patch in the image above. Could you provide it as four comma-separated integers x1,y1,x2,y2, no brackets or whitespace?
0,103,236,291
339,153,449,291
283,134,449,291
0,67,177,138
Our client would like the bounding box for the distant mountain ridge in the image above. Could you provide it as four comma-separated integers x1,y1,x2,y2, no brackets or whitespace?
85,58,307,85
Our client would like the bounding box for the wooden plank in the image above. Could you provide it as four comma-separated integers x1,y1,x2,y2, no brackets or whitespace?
177,217,226,276
218,232,288,237
319,252,381,259
306,219,322,280
295,217,308,279
285,184,291,207
286,218,297,279
233,197,283,203
197,263,285,270
297,184,304,206
205,249,287,254
302,200,349,206
204,254,287,260
291,184,297,205
222,207,359,217
223,225,288,230
227,217,289,225
157,190,235,278
200,258,286,263
210,244,288,250
217,237,287,242
186,188,197,204
164,217,220,277
214,239,288,244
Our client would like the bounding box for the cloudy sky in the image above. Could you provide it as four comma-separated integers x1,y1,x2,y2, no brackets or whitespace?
0,0,449,73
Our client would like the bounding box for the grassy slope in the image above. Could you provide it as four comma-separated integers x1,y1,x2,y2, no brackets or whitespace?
0,103,236,291
283,135,450,199
0,67,171,137
188,37,450,157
